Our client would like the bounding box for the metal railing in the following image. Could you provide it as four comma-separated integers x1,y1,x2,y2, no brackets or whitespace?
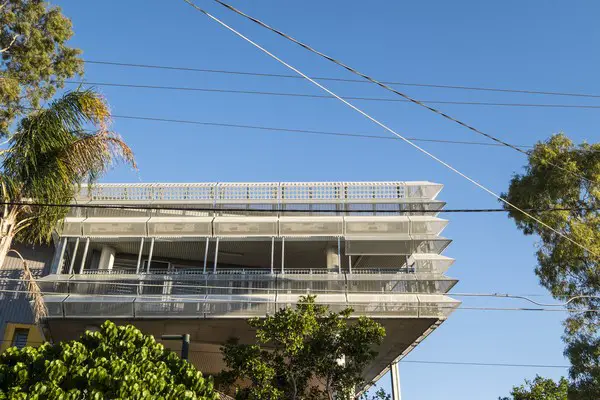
76,182,443,203
76,268,413,276
42,293,460,320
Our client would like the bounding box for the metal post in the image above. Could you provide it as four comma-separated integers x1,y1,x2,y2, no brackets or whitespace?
67,237,80,275
213,237,220,274
161,334,191,361
79,237,90,274
136,238,144,274
390,361,401,400
337,236,342,274
281,237,285,274
146,237,155,273
54,237,68,275
182,333,190,360
203,237,209,274
270,237,275,274
348,255,352,274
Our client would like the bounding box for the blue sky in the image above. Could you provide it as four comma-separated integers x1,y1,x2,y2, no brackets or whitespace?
53,1,600,398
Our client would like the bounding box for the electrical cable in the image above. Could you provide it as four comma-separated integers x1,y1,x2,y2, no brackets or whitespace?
208,0,597,186
110,113,534,148
0,277,538,297
0,336,572,368
0,103,537,149
4,276,590,305
1,200,598,214
84,59,600,100
64,80,600,110
398,360,569,368
0,287,595,313
182,1,599,258
4,277,599,308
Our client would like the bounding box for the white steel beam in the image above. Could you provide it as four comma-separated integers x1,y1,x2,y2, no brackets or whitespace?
136,238,144,274
79,237,90,274
67,237,80,275
390,361,401,400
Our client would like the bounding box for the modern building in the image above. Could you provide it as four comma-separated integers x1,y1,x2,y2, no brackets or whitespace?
4,181,460,394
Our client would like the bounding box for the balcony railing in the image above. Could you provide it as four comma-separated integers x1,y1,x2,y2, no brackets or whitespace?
75,268,413,276
76,182,444,203
42,293,460,320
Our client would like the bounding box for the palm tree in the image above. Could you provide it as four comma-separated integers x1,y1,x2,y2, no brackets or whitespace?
0,89,136,319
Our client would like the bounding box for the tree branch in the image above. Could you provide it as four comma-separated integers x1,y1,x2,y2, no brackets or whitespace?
0,34,19,53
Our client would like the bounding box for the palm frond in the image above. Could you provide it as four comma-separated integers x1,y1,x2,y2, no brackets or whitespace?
1,88,136,245
7,249,47,323
59,130,136,183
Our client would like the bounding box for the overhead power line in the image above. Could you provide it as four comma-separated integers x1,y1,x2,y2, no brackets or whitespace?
208,0,597,187
0,336,570,368
1,200,598,214
181,0,599,258
399,360,569,369
10,277,599,307
84,59,600,100
0,288,591,313
66,80,600,110
0,277,549,299
10,105,535,149
111,113,533,148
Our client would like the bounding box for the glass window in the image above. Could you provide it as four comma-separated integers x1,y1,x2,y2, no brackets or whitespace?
11,328,29,349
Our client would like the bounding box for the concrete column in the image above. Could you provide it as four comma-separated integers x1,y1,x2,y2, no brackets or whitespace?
325,242,339,273
98,245,116,271
390,361,401,400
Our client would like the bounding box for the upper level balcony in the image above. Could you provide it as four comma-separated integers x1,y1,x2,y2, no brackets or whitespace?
39,181,458,321
36,181,460,383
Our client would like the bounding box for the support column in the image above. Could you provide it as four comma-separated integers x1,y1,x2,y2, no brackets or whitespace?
98,245,116,271
79,237,90,274
67,237,80,275
348,255,352,274
50,237,68,275
337,237,342,274
213,237,220,274
325,242,339,273
146,238,155,273
390,361,401,400
203,237,209,274
270,237,275,274
135,238,144,274
281,237,285,274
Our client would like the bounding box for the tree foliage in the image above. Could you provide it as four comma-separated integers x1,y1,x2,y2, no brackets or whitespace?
499,375,569,400
1,0,83,135
0,89,135,279
217,295,386,400
503,133,600,397
358,387,391,400
0,320,218,399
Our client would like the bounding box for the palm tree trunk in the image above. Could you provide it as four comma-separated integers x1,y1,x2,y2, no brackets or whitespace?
0,214,17,268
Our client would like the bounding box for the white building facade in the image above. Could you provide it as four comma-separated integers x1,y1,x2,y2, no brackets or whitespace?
39,181,459,390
